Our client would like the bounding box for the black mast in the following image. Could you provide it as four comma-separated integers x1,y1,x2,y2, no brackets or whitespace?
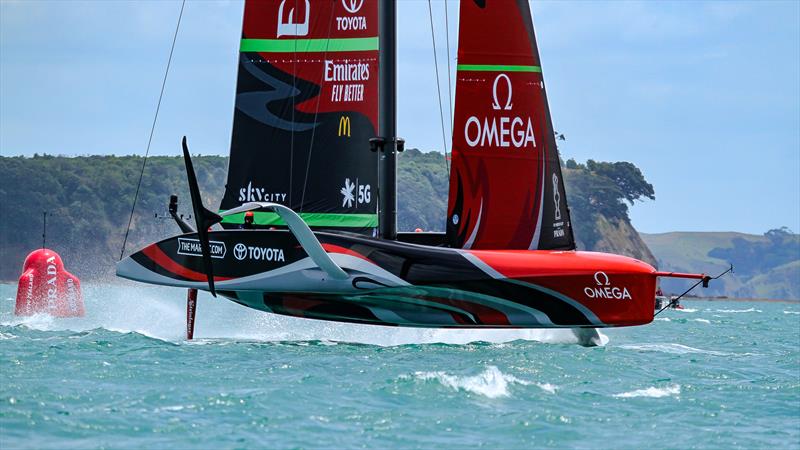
377,0,402,240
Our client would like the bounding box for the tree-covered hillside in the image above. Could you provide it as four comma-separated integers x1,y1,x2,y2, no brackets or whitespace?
0,151,657,282
642,228,800,300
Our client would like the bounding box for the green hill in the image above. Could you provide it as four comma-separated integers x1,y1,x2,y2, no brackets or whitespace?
1,151,658,281
641,230,800,300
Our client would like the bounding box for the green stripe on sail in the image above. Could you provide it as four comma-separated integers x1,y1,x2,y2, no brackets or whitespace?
220,211,378,228
457,64,541,72
240,37,379,53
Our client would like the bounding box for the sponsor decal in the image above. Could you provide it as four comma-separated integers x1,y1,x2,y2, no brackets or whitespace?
238,181,288,203
177,238,227,259
553,174,562,221
277,0,310,37
233,243,247,260
327,60,368,103
584,272,632,300
46,256,57,312
340,178,371,208
26,272,34,314
552,173,566,238
338,116,351,137
233,243,285,262
338,0,367,31
65,277,78,313
464,73,537,149
341,0,364,14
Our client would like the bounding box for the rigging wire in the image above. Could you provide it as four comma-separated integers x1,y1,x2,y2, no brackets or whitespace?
119,0,186,261
299,0,337,209
653,265,733,318
427,0,450,178
444,0,454,133
289,0,298,207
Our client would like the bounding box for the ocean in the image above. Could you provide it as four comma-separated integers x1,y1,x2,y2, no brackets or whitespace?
1,283,798,449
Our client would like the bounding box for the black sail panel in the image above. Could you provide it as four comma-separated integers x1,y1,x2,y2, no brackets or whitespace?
219,0,380,233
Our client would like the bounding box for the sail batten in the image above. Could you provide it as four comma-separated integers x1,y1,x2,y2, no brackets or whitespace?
240,37,380,53
456,64,541,72
446,0,574,251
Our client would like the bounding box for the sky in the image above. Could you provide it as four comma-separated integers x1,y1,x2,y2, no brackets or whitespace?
1,0,798,235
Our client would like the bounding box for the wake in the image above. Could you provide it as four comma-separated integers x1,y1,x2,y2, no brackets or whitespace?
404,365,557,398
1,283,606,347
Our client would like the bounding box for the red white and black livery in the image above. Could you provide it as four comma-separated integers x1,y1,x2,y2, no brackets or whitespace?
117,0,711,345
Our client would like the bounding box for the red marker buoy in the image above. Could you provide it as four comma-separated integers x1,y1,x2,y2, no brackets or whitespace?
15,249,84,317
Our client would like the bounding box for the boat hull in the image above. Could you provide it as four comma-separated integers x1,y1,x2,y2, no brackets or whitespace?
117,230,658,328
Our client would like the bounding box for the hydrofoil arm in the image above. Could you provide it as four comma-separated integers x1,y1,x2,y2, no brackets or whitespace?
220,202,348,280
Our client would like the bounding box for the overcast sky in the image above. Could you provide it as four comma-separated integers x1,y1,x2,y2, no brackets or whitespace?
1,0,798,235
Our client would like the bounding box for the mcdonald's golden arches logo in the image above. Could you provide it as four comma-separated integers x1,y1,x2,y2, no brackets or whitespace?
338,115,351,137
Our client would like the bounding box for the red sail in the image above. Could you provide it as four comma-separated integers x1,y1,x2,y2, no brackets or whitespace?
446,0,574,250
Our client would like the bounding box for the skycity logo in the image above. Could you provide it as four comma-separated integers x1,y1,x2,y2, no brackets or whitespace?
584,272,632,300
177,238,227,259
239,182,287,203
464,73,537,149
277,0,310,37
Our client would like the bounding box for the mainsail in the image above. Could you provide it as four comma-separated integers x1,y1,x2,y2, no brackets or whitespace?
219,0,380,233
446,0,574,250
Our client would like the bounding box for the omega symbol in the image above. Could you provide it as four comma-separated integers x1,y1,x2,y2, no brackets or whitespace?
594,271,610,286
491,73,513,111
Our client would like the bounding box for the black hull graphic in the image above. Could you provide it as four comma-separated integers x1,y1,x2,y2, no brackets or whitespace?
118,230,661,329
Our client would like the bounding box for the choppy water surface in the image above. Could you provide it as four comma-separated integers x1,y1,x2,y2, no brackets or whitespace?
1,284,798,449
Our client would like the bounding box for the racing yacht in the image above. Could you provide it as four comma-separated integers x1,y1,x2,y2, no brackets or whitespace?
117,0,714,345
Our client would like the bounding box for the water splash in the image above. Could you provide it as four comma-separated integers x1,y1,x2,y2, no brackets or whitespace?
409,366,547,398
614,384,680,398
0,283,605,346
715,308,762,313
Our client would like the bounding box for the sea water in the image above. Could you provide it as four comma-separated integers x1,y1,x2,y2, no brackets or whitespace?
1,283,798,449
